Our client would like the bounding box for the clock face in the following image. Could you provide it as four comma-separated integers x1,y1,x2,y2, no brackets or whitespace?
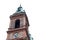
13,32,24,38
13,33,18,38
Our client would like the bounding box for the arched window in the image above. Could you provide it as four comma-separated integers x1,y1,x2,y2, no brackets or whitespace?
15,19,20,28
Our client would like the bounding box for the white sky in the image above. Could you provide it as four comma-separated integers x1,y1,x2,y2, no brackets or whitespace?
0,0,60,40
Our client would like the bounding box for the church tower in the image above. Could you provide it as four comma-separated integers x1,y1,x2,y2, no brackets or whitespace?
6,5,30,40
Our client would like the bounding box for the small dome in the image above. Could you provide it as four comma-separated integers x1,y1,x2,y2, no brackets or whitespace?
16,5,25,13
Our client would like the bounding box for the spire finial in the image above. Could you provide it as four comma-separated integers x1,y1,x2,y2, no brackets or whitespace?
16,4,25,13
20,4,21,7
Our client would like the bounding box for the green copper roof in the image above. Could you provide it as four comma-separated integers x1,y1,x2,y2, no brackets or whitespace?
29,34,33,40
16,5,25,13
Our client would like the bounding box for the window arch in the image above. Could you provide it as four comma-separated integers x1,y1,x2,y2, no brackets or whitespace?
15,19,20,28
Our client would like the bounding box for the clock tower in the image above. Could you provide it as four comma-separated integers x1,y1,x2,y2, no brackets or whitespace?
6,5,30,40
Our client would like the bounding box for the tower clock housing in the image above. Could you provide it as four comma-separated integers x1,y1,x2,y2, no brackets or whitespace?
6,5,30,40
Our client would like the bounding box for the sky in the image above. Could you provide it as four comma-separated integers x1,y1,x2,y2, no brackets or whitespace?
0,0,60,40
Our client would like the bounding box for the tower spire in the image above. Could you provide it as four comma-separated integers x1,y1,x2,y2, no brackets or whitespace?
16,4,25,13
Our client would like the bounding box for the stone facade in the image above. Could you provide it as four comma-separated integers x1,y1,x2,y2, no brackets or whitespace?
6,12,30,40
